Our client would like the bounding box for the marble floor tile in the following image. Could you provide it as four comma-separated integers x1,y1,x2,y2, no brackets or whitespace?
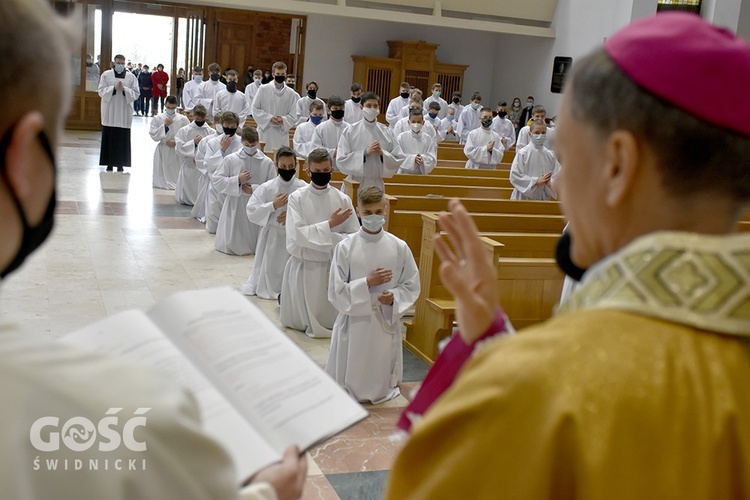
325,470,390,500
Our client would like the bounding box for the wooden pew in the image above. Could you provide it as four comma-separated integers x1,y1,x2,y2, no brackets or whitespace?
345,179,515,206
391,211,567,267
404,216,564,364
387,195,561,217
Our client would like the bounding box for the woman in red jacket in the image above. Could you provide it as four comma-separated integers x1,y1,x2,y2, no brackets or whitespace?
151,63,169,115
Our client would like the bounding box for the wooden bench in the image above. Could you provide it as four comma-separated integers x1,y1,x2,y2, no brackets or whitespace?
404,216,564,364
345,179,516,206
387,195,561,217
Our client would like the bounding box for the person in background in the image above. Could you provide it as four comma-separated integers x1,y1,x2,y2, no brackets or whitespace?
491,101,516,150
150,95,189,190
510,119,560,200
296,81,327,126
344,83,363,125
508,96,523,133
98,53,139,172
151,63,169,115
386,82,412,129
423,82,448,119
136,64,152,117
0,1,307,498
175,67,185,108
242,64,255,90
181,66,203,113
448,91,464,122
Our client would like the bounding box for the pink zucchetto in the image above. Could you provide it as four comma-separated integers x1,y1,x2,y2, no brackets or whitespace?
604,12,750,137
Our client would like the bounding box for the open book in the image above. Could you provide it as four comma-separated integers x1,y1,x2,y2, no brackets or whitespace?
62,287,368,482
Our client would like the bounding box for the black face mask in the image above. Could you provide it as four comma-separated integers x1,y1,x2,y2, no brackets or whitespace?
554,232,588,282
286,82,295,89
0,130,56,278
309,171,332,187
222,127,237,137
452,97,460,104
274,75,285,84
498,111,508,118
226,81,237,93
194,120,205,127
400,92,410,99
210,73,220,81
307,89,317,99
330,109,345,120
351,96,361,103
278,168,296,182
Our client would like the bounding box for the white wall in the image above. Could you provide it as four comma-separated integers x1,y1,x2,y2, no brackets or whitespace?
738,0,750,42
490,0,639,117
302,14,498,103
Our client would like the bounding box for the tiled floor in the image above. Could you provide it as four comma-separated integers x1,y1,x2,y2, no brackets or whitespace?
0,117,428,499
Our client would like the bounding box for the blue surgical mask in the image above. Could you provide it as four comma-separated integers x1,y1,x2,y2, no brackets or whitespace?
361,214,386,232
472,102,482,110
114,64,125,73
432,91,440,98
531,134,546,147
310,115,323,125
428,112,438,120
447,114,454,121
243,145,258,156
193,75,202,84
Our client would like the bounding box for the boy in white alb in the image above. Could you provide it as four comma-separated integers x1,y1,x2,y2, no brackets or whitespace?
251,60,298,152
457,92,483,144
344,83,363,125
397,109,437,175
244,69,263,116
214,69,250,127
510,119,561,200
423,82,448,119
280,148,360,338
337,92,405,193
517,105,556,151
181,66,204,113
190,111,221,221
464,107,505,169
296,81,328,126
241,146,308,299
213,126,276,255
175,104,216,205
149,95,189,189
196,62,225,117
326,187,420,404
424,101,447,143
292,100,324,159
311,95,350,170
385,82,411,129
202,112,243,234
491,101,516,150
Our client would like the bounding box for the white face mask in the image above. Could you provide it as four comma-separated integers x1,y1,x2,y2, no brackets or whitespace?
410,122,423,133
193,75,202,84
254,78,261,84
165,108,176,116
361,214,386,232
215,123,223,135
472,102,482,110
362,107,379,121
531,134,546,147
243,145,258,156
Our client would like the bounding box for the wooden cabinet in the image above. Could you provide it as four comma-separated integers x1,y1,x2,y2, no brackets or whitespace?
352,40,468,102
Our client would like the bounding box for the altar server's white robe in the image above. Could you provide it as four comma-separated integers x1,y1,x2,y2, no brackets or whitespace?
423,95,449,119
203,134,243,234
464,127,505,170
397,130,437,175
442,116,459,141
174,122,216,206
393,116,436,140
190,136,212,219
337,119,405,193
250,83,298,152
311,119,350,170
241,176,308,299
149,112,189,189
457,106,481,144
98,69,139,128
510,143,561,201
244,79,262,114
398,106,426,120
295,96,327,126
213,149,276,255
325,229,420,404
197,80,226,116
280,185,360,338
424,114,447,142
292,120,318,159
344,99,362,125
448,102,464,122
214,89,250,127
386,96,409,129
181,79,202,112
175,122,216,205
490,117,513,148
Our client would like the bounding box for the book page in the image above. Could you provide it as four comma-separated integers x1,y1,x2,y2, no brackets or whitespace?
147,287,368,453
62,310,281,481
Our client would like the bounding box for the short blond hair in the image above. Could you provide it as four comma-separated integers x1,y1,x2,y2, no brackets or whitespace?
358,186,384,206
0,0,78,142
272,61,287,72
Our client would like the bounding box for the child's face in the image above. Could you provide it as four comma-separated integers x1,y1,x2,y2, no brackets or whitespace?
480,111,493,123
329,105,344,114
532,112,546,121
357,198,387,218
531,125,546,135
409,115,424,125
241,139,259,148
310,109,325,118
277,156,296,171
307,160,333,175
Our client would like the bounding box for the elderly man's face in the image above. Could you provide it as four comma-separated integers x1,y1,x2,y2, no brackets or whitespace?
555,90,611,269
